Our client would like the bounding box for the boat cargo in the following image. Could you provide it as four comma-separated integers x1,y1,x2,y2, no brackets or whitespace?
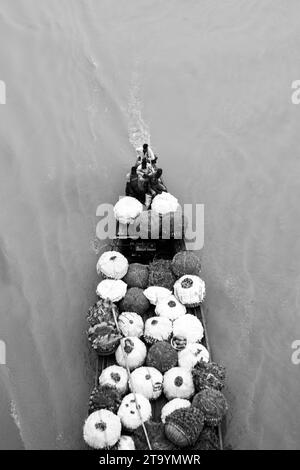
83,157,227,451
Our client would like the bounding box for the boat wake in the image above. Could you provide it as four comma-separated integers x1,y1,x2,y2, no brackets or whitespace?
0,367,25,449
127,57,151,151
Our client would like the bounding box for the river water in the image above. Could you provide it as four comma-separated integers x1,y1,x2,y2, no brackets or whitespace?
0,0,300,449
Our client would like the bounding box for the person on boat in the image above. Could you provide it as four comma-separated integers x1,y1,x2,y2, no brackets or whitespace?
125,166,144,202
136,158,155,208
136,143,156,166
149,168,167,196
136,157,154,180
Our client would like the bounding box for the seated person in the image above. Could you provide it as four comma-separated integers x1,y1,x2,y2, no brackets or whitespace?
125,166,145,203
151,154,158,170
149,168,167,196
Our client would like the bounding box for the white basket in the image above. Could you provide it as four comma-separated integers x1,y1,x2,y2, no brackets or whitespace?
96,250,128,279
114,196,143,224
96,279,127,302
151,192,179,215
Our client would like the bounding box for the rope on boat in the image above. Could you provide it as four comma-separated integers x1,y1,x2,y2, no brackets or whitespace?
112,305,152,451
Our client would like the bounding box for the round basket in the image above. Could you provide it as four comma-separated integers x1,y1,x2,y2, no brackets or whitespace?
174,275,206,307
171,251,201,278
96,251,128,280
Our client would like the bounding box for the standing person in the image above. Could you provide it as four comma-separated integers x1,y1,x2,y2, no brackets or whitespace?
136,158,154,207
136,157,154,179
136,143,157,166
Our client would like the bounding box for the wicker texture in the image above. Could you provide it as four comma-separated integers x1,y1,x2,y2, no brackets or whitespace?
123,263,149,289
171,251,202,278
148,259,176,290
164,407,204,448
192,388,228,426
192,361,226,392
119,287,150,316
161,398,191,424
146,341,178,374
88,385,122,415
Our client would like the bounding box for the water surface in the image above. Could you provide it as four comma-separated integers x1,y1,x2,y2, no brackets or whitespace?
0,0,300,449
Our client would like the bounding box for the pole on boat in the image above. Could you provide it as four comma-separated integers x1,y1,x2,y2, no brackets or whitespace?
112,305,152,451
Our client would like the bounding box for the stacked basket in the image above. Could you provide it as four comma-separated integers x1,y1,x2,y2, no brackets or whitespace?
83,245,229,450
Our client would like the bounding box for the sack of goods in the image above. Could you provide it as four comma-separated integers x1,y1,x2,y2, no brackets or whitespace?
178,343,210,370
96,251,128,280
192,388,228,427
118,311,144,338
129,366,163,400
96,279,127,303
192,361,226,393
164,407,204,448
172,314,204,345
83,409,121,449
87,299,121,355
155,295,186,321
123,263,149,289
144,317,173,344
98,365,129,395
88,385,122,415
163,366,195,400
171,251,202,278
114,196,143,224
174,275,206,307
116,435,136,450
161,398,191,424
146,341,178,374
143,286,172,306
148,259,176,291
119,287,150,316
118,393,152,430
87,298,118,328
151,192,179,215
115,337,147,371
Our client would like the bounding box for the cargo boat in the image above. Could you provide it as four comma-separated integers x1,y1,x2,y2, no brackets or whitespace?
93,210,224,450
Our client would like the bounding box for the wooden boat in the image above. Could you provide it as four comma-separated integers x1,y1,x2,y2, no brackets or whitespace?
94,212,224,449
